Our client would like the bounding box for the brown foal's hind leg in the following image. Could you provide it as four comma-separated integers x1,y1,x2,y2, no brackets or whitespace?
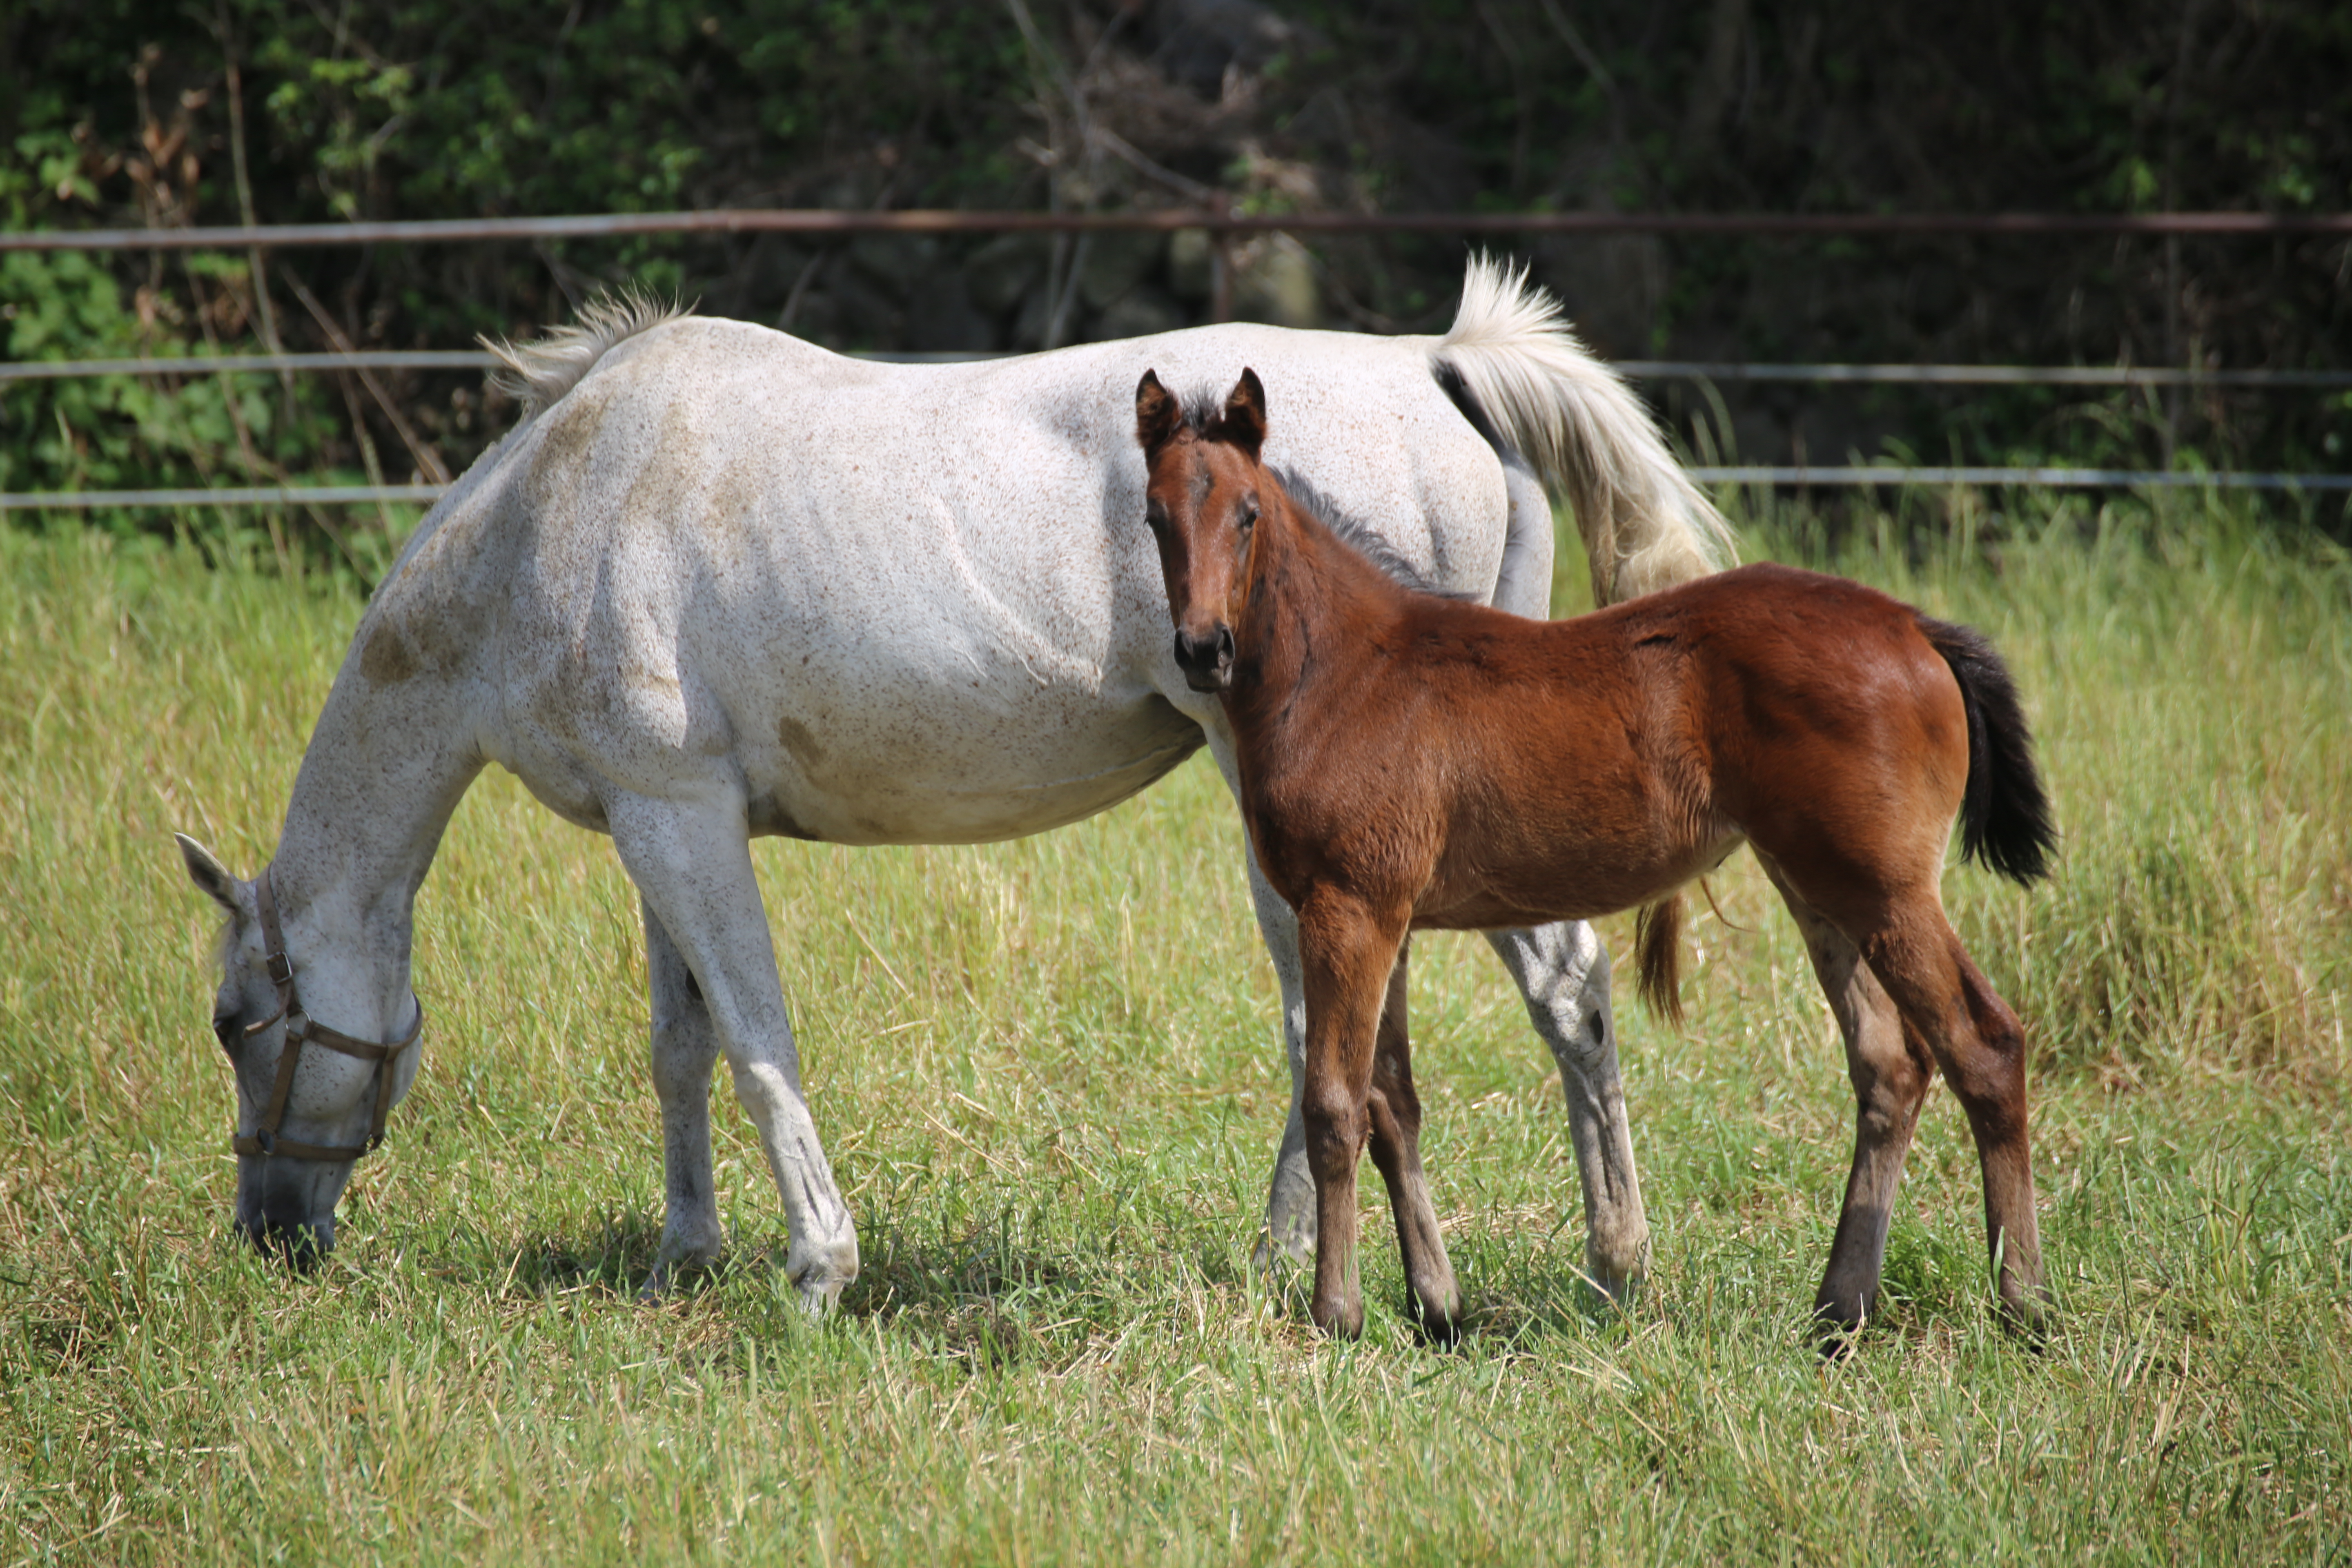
1361,939,1465,1342
1295,893,1411,1339
1760,861,1936,1348
1859,908,2052,1338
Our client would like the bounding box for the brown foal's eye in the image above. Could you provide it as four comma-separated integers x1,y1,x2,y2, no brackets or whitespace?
1145,500,1168,534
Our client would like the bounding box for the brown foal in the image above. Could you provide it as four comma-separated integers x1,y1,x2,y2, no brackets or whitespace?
1137,367,2058,1348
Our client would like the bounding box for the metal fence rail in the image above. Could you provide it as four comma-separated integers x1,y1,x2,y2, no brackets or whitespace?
1621,361,2352,389
8,207,2352,252
10,350,2351,390
0,485,448,509
0,351,499,380
11,467,2348,512
1695,467,2352,490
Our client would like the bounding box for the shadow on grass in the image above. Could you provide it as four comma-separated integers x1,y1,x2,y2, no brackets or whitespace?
462,1203,1242,1367
480,1208,670,1298
419,1201,1879,1366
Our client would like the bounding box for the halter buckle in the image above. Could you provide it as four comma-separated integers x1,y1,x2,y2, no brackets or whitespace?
229,865,425,1166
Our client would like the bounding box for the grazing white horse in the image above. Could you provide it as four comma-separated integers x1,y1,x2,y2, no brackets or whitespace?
178,258,1731,1306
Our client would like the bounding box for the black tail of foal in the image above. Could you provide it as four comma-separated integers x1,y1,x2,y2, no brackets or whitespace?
1920,616,2057,886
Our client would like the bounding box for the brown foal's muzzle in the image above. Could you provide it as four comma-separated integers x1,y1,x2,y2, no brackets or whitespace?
1173,625,1234,692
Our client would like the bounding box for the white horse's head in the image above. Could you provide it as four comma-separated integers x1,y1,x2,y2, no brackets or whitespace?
176,834,422,1263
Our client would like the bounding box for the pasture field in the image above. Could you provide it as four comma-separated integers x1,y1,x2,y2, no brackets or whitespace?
1,492,2347,1565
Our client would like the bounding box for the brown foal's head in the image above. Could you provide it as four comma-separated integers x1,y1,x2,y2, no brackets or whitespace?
1135,367,1270,693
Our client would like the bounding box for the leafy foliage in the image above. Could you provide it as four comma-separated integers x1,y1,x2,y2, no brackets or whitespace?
3,0,2351,541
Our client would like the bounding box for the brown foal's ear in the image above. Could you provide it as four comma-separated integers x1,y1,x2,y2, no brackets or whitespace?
1136,370,1182,453
1212,367,1267,461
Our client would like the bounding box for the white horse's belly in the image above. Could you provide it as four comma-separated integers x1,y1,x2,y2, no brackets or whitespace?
494,615,1201,844
743,683,1203,844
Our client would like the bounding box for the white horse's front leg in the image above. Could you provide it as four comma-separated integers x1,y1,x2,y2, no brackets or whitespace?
1485,924,1650,1298
640,897,726,1296
606,793,858,1311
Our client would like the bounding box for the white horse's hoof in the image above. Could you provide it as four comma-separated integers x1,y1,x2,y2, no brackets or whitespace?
785,1238,859,1312
1583,1234,1650,1304
639,1252,719,1302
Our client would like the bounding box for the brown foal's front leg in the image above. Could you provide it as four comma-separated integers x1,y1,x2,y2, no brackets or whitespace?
1361,940,1465,1341
1295,892,1411,1339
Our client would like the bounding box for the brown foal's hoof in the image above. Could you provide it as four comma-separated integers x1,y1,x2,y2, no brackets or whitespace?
1996,1289,2057,1349
1811,1294,1870,1360
1411,1300,1465,1348
1311,1296,1367,1339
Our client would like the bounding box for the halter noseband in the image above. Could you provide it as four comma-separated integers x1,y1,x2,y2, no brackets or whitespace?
232,867,424,1163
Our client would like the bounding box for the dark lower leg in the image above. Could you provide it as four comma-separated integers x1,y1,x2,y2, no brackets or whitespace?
1305,1105,1367,1337
1362,946,1462,1340
1297,900,1406,1340
1868,923,2051,1337
1764,866,1933,1342
1815,1015,1933,1339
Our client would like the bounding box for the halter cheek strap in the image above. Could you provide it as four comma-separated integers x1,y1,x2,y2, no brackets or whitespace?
232,868,424,1163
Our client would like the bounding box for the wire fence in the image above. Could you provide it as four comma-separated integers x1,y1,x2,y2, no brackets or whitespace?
0,351,497,380
9,207,2352,252
11,468,2348,514
12,350,2352,389
7,205,2348,508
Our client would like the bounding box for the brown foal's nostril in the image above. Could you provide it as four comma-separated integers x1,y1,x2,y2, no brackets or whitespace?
1173,627,1234,690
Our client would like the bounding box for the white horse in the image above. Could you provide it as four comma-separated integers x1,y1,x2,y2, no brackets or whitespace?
178,258,1731,1308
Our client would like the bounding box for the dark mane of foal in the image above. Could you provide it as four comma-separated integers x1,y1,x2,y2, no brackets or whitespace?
1168,382,1468,601
1271,469,1474,601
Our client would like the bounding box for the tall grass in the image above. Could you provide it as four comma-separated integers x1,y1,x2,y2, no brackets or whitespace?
1,497,2347,1565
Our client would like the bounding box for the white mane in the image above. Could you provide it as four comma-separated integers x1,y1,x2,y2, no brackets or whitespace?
483,290,693,420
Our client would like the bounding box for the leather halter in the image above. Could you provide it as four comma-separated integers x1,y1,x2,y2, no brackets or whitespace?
232,867,424,1163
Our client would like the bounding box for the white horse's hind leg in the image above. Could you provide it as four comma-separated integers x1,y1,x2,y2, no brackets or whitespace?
1486,924,1650,1298
1244,853,1318,1269
605,793,859,1310
640,898,727,1295
1478,463,1650,1297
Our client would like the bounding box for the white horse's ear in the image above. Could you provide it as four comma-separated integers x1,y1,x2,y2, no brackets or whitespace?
175,833,247,917
1136,369,1182,453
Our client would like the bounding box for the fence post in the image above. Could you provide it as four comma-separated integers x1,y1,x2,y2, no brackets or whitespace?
1209,195,1236,325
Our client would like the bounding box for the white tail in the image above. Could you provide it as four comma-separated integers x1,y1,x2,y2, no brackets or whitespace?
1434,255,1734,603
483,290,692,420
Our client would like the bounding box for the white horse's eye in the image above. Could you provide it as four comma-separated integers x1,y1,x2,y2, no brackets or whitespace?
212,1012,241,1052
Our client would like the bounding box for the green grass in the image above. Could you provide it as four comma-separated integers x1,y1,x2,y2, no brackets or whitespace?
2,494,2348,1565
